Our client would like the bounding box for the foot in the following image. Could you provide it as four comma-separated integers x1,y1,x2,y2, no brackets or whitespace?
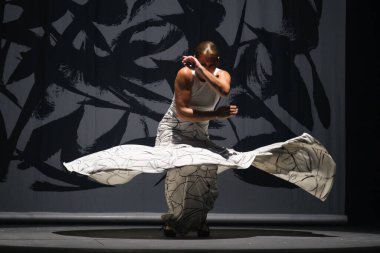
197,222,210,238
163,224,176,238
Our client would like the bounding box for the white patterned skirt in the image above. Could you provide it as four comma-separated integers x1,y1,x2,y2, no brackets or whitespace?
63,132,335,201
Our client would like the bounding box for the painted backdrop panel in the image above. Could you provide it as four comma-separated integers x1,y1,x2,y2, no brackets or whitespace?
0,0,345,215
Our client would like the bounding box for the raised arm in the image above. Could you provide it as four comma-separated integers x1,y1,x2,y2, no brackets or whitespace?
175,67,238,122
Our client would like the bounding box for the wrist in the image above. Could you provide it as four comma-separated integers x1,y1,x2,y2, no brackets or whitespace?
195,64,204,72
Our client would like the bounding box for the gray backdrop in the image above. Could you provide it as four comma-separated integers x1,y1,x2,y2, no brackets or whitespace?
0,0,345,218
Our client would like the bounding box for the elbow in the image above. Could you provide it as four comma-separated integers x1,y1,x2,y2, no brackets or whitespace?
219,82,231,97
177,112,194,122
176,111,186,120
222,90,230,97
176,107,198,122
176,108,190,121
220,88,230,97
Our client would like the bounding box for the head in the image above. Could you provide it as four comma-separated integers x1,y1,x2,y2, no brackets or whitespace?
195,41,220,73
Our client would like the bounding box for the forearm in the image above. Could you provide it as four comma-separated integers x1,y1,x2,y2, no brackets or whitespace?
177,107,218,122
195,66,229,96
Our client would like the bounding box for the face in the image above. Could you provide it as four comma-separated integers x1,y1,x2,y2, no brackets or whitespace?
197,54,218,74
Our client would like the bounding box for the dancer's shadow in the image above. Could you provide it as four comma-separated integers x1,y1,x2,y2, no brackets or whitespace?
54,227,336,240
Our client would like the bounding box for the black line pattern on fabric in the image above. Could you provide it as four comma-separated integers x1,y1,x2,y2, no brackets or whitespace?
162,165,218,235
64,131,335,201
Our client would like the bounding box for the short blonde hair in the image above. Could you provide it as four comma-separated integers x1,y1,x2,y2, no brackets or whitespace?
195,41,219,62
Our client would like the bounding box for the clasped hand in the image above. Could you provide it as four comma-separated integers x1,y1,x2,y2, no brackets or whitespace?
182,55,201,69
215,105,238,119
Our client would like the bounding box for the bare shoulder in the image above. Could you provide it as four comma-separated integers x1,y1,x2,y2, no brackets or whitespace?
215,68,231,84
216,68,231,79
176,67,194,87
177,67,193,80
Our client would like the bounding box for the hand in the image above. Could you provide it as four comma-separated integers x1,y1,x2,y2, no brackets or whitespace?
182,55,201,69
215,105,238,119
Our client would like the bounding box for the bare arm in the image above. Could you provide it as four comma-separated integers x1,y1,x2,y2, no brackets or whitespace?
196,66,231,96
175,67,238,122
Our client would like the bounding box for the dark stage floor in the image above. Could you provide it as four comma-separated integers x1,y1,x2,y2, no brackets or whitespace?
0,224,380,252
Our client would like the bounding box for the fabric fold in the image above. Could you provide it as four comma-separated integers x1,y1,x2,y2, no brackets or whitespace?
63,132,335,201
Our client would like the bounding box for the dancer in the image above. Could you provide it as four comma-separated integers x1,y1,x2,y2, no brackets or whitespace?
158,41,237,237
63,41,336,238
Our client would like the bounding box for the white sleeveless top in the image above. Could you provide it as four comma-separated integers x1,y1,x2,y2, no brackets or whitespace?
188,68,221,111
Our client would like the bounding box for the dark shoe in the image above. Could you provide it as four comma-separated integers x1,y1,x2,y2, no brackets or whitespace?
197,223,210,238
163,224,176,238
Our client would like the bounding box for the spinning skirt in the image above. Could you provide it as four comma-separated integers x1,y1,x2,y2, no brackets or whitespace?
63,133,336,201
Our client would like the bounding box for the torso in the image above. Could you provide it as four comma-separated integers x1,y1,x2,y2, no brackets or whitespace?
155,68,222,147
188,68,221,111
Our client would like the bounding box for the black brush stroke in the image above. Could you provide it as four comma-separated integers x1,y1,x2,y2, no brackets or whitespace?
84,110,131,154
129,0,154,22
0,85,22,109
18,105,85,170
0,110,6,146
305,52,331,128
244,23,313,130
